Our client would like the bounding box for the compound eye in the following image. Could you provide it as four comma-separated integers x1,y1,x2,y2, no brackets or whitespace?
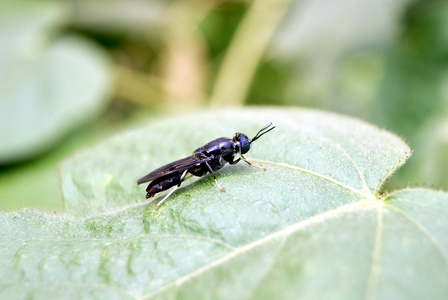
239,136,251,154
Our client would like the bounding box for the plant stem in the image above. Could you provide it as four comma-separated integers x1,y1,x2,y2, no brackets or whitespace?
209,0,291,106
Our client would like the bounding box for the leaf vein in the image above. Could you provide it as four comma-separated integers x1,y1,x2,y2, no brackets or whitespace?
334,144,371,195
364,202,384,300
242,236,287,299
384,205,448,268
252,159,375,200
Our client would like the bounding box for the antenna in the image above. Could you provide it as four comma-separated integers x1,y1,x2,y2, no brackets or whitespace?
251,122,275,142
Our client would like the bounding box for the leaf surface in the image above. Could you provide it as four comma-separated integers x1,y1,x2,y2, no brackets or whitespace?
60,109,410,217
2,108,447,299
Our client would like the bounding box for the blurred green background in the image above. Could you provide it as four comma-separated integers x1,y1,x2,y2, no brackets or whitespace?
0,0,447,212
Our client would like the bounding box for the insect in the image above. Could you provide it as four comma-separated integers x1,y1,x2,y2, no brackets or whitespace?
137,122,275,207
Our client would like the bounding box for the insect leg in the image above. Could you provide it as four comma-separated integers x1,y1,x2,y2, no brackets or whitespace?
204,162,225,191
228,157,241,165
240,155,266,171
154,186,179,207
155,169,188,208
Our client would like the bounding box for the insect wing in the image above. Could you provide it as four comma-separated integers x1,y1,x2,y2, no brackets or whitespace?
137,155,210,184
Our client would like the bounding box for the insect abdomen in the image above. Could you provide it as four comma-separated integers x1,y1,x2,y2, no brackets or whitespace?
146,172,183,199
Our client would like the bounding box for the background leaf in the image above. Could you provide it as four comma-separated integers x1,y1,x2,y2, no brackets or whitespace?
3,109,446,299
0,2,111,163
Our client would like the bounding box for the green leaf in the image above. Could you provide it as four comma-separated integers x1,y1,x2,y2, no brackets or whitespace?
146,188,448,299
60,109,411,217
2,108,448,299
0,2,111,164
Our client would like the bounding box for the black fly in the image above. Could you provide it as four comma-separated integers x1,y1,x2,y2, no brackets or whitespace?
137,123,275,207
